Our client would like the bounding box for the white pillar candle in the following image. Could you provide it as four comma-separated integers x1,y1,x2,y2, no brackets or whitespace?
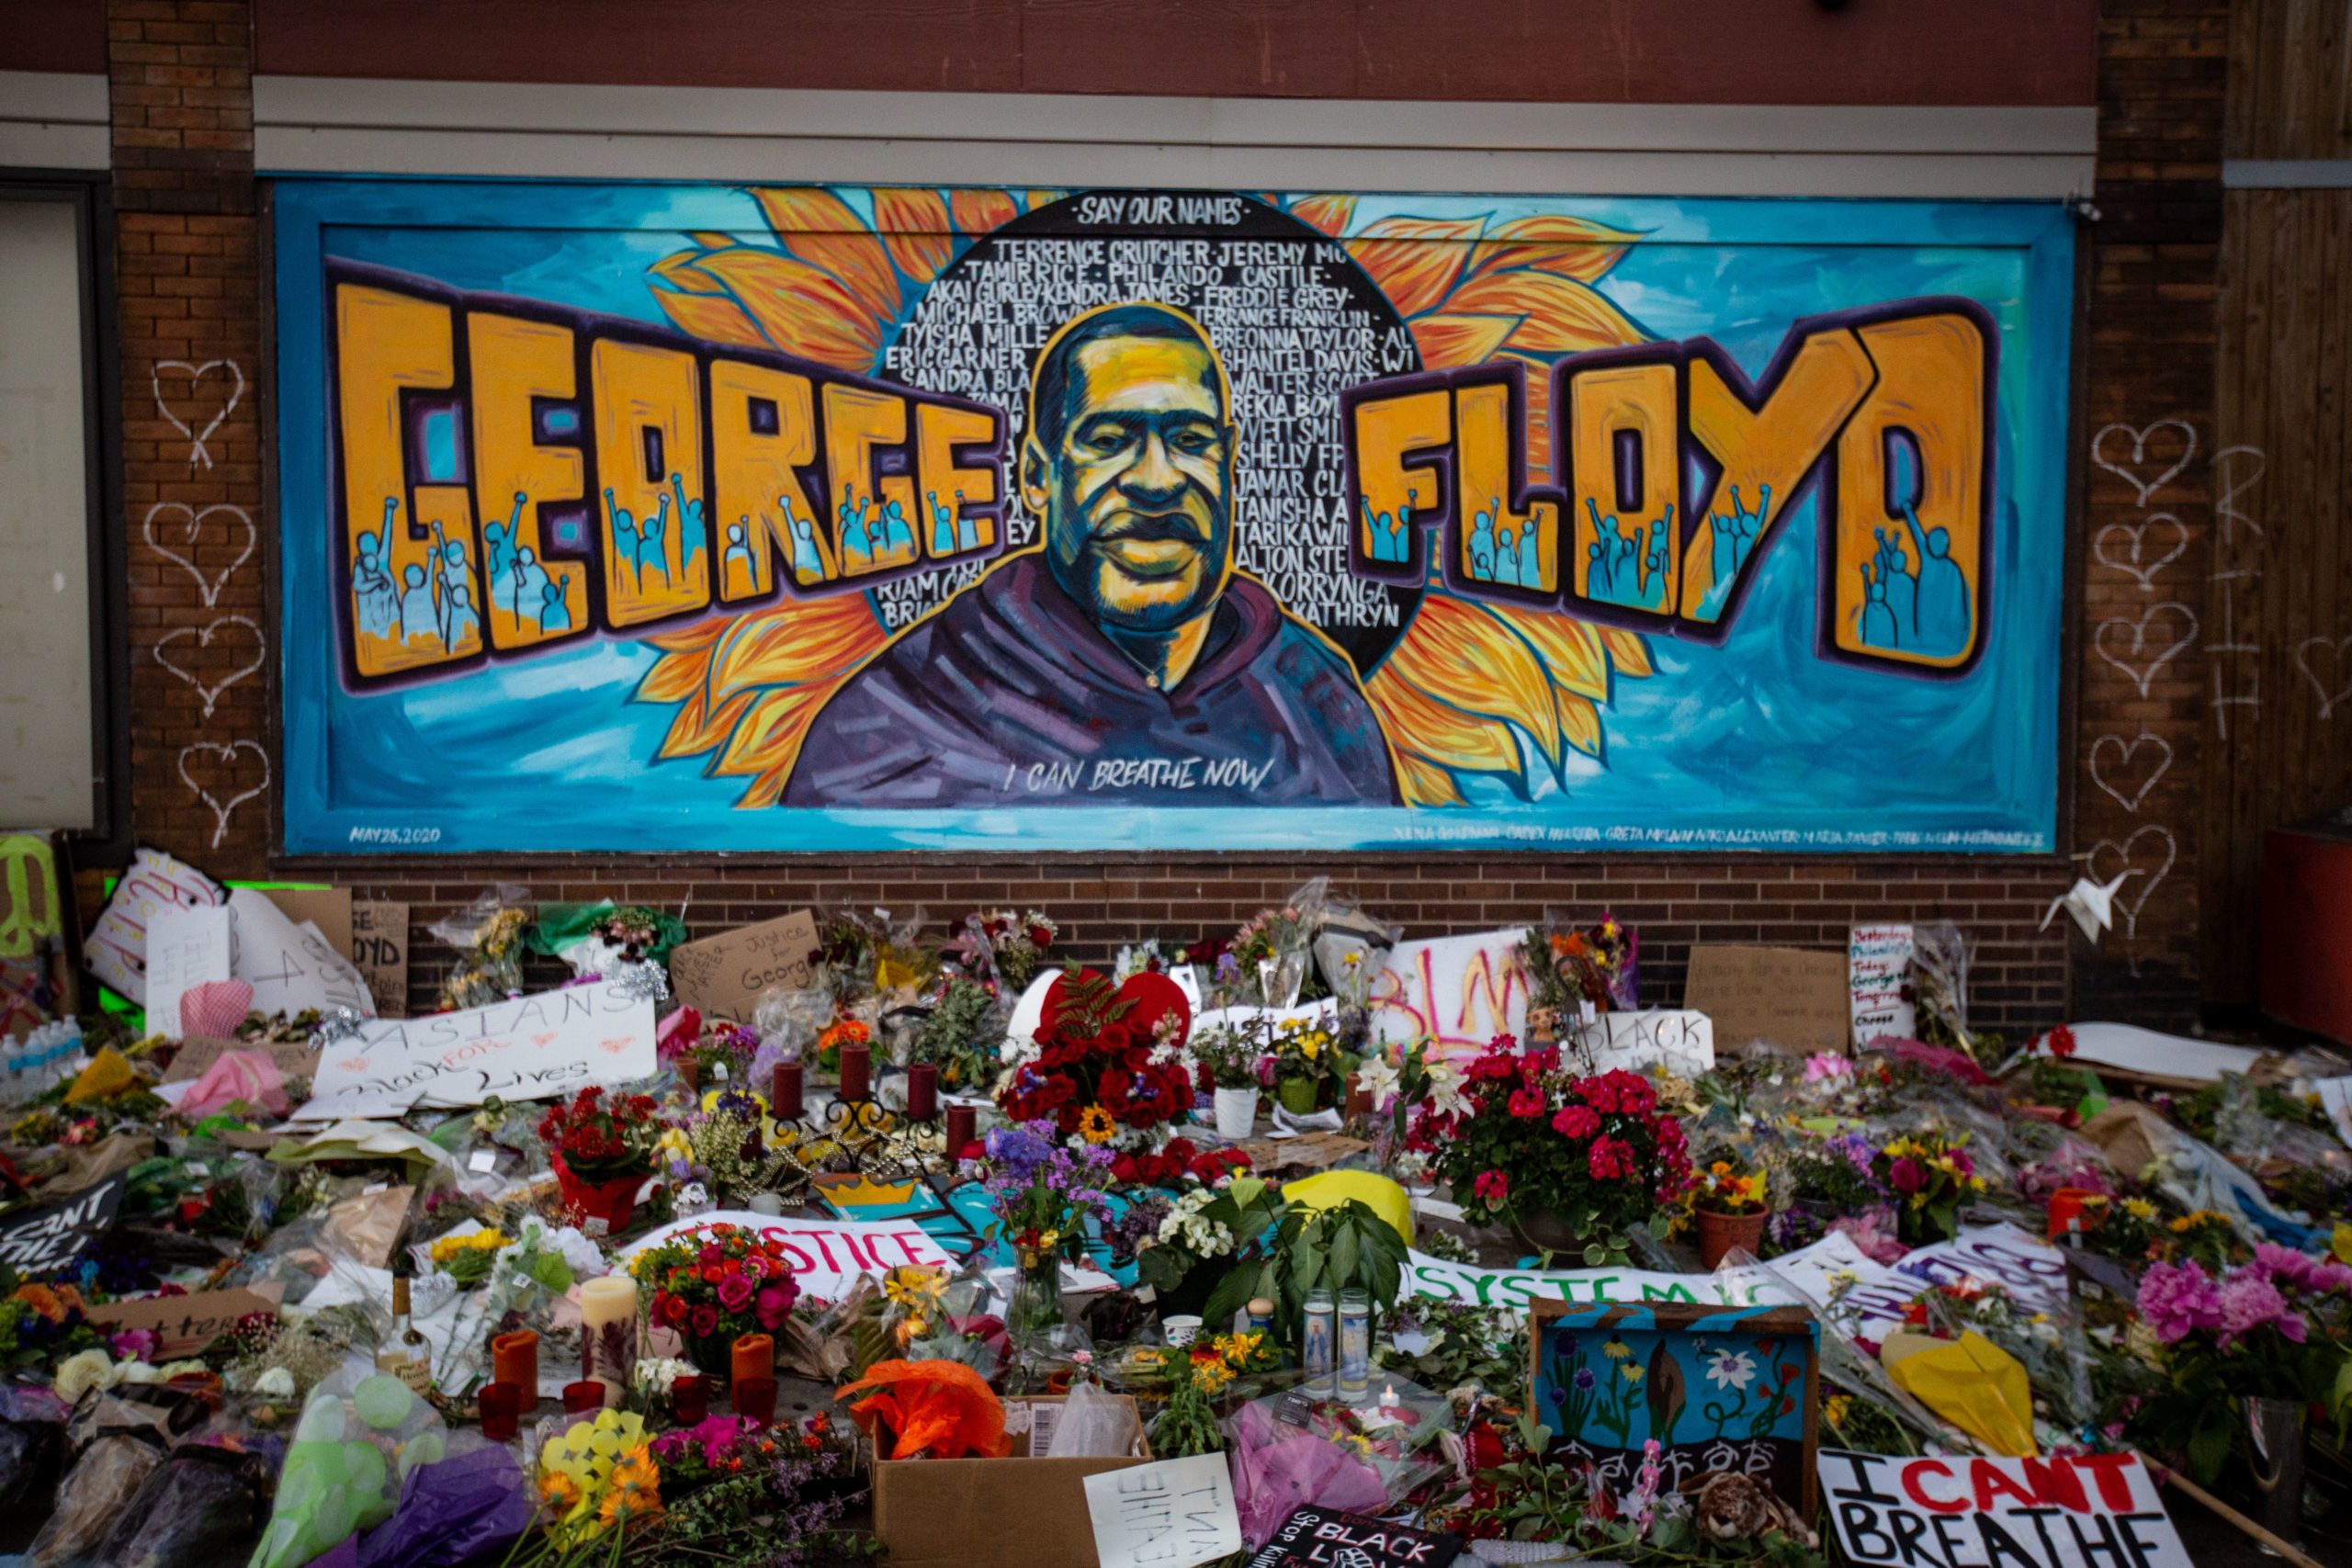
578,1275,639,1406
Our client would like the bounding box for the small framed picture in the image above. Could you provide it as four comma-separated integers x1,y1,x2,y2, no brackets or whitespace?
1528,1299,1821,1520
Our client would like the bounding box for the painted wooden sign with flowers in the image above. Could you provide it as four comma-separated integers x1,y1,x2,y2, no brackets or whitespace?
1529,1301,1821,1524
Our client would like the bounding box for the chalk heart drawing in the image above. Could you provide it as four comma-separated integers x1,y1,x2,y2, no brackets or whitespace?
2294,634,2352,719
2087,729,2174,814
2086,825,2177,938
2091,421,2198,508
141,502,254,607
177,739,269,850
2093,513,2188,592
151,359,244,471
2094,601,2199,698
153,614,266,718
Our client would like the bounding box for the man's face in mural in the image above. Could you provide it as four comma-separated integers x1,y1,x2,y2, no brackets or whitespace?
1023,321,1237,635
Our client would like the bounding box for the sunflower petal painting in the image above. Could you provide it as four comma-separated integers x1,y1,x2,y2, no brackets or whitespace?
274,181,2072,854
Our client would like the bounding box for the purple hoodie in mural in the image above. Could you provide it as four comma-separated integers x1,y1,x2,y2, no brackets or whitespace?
783,553,1397,808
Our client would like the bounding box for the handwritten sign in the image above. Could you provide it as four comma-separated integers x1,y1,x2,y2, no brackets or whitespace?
227,888,376,1021
667,908,820,1021
1819,1450,2188,1568
0,1171,126,1274
1368,929,1532,1054
621,1212,953,1298
1085,1452,1243,1568
84,846,222,1003
142,905,233,1039
1245,1506,1461,1568
299,978,655,1118
1404,1248,1796,1310
1849,924,1916,1046
350,900,410,1018
1681,944,1849,1054
1572,1009,1713,1076
87,1286,280,1359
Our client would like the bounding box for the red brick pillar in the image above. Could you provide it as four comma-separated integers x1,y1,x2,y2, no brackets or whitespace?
108,0,270,874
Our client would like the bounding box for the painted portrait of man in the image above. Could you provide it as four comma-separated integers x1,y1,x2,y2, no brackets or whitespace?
782,300,1401,808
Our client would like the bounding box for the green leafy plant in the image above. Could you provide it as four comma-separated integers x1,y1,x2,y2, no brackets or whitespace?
1201,1197,1407,1342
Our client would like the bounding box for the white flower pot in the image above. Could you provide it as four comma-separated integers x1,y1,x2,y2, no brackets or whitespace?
1214,1086,1258,1139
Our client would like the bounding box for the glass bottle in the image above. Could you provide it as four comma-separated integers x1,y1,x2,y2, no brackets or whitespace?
378,1276,432,1393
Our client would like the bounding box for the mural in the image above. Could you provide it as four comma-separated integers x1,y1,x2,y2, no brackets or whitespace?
275,182,2073,853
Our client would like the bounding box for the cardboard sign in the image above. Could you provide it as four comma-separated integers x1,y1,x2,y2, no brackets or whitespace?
228,887,377,1021
262,886,354,959
87,1286,280,1359
0,1170,126,1273
163,1032,320,1085
1084,1451,1243,1568
667,908,820,1021
1368,928,1532,1053
1680,945,1849,1054
350,900,410,1019
620,1212,954,1299
1572,1008,1713,1076
1819,1450,2188,1568
1849,924,1917,1046
1246,1506,1461,1568
83,846,224,1003
142,905,234,1040
299,978,655,1118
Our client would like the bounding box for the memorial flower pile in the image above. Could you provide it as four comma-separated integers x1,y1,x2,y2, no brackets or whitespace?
628,1221,803,1355
996,966,1193,1145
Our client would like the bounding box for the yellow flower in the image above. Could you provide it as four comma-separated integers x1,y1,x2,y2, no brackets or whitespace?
1602,1338,1632,1359
1622,1363,1644,1383
1824,1394,1853,1428
1039,1229,1061,1251
1223,1332,1264,1369
2124,1198,2156,1220
1076,1104,1115,1144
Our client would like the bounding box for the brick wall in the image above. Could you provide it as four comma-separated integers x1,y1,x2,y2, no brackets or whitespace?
2069,0,2229,1022
77,0,2228,1034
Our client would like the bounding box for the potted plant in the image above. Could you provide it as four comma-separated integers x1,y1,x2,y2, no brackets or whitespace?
978,1121,1116,1369
1191,1025,1261,1137
1408,1040,1690,1265
1691,1154,1770,1269
1265,1015,1347,1117
627,1220,803,1382
537,1087,662,1234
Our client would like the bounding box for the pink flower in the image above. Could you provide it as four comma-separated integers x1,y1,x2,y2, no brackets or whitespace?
1553,1104,1600,1140
1472,1169,1510,1204
691,1303,721,1338
1588,1135,1634,1181
717,1274,755,1312
2137,1260,2223,1343
1508,1087,1547,1120
1887,1157,1924,1194
2216,1270,2306,1346
1803,1053,1856,1084
755,1282,797,1328
2254,1243,2352,1297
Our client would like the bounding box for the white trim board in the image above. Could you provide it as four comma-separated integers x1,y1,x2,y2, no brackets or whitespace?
0,72,109,171
254,78,2096,199
2225,159,2352,189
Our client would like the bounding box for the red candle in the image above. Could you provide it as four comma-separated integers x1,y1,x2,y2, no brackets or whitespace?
945,1103,977,1161
906,1063,939,1121
731,1332,775,1384
838,1041,871,1101
771,1060,804,1121
480,1381,523,1441
672,1374,709,1423
678,1058,700,1093
561,1381,605,1415
734,1375,777,1426
492,1329,538,1393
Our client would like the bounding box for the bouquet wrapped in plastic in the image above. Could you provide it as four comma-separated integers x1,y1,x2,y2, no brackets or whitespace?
428,885,533,1010
90,1429,276,1568
0,1383,68,1511
250,1371,452,1568
26,1382,214,1567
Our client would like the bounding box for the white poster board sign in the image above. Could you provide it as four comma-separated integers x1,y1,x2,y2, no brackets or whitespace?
621,1212,953,1299
143,904,233,1040
228,887,377,1021
1572,1008,1713,1076
1084,1451,1243,1568
1404,1248,1797,1310
2319,1077,2352,1148
1849,924,1916,1045
299,978,655,1119
1820,1450,2188,1568
1368,927,1532,1054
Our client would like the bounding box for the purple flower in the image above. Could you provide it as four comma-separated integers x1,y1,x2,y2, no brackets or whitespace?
2254,1242,2352,1297
2137,1259,2223,1343
1574,1366,1597,1392
2216,1270,2306,1346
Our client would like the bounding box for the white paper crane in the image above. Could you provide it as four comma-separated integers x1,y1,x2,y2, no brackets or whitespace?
2039,870,2137,943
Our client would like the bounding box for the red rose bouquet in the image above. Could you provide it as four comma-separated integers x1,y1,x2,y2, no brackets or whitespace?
1409,1040,1690,1263
998,966,1193,1144
538,1086,663,1230
627,1220,804,1376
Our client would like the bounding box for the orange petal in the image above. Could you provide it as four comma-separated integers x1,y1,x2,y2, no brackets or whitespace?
635,637,722,706
686,247,884,372
950,189,1020,238
1390,749,1466,807
1601,626,1654,679
873,188,956,284
650,249,729,295
1346,217,1484,316
712,684,836,781
708,598,888,703
650,285,773,351
661,685,758,761
1488,603,1611,704
1023,189,1069,213
1364,671,1524,778
1409,312,1517,368
1467,214,1645,285
1556,693,1602,759
750,188,904,326
1380,594,1562,768
1288,195,1357,238
1444,271,1647,355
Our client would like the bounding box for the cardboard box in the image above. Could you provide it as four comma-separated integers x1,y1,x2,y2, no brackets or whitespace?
873,1393,1151,1568
1681,943,1849,1054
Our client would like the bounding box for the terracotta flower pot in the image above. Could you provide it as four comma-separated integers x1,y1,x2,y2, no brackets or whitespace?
552,1151,647,1235
1695,1206,1769,1269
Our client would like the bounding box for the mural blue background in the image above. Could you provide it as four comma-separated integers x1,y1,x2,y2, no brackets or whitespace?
274,180,2073,854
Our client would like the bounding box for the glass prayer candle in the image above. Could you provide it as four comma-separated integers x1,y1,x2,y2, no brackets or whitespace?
578,1275,638,1405
734,1376,777,1426
673,1374,709,1424
479,1381,523,1441
561,1381,604,1415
